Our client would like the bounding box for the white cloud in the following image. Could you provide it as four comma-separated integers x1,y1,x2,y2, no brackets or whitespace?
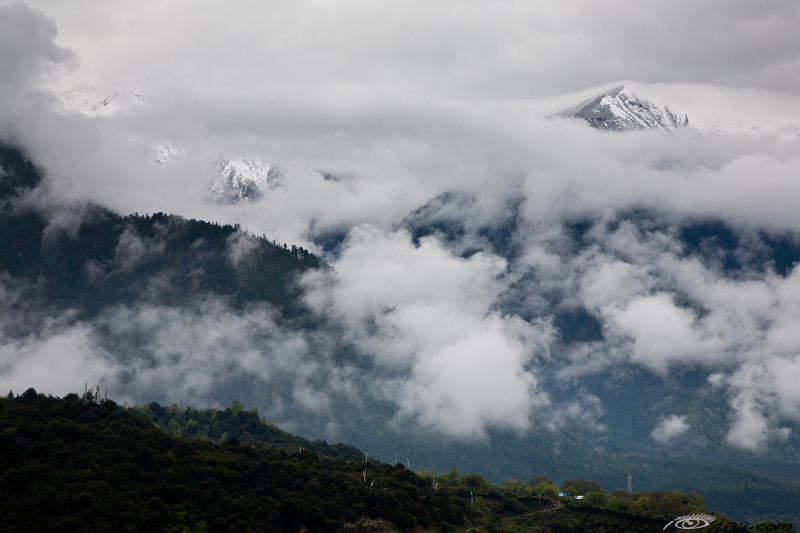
0,0,798,453
651,414,689,444
302,226,554,438
721,356,800,450
605,293,726,374
396,314,541,439
0,322,116,398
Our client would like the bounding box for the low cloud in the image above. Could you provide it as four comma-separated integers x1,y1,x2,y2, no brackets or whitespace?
651,414,689,444
0,1,798,454
0,294,329,424
301,226,555,439
720,357,800,450
225,232,259,267
114,226,166,271
604,294,727,374
0,320,115,398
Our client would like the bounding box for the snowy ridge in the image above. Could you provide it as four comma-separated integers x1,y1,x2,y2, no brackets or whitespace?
59,90,180,166
58,90,147,117
555,84,799,139
151,143,180,166
559,86,688,133
210,158,282,204
56,89,284,203
672,109,800,138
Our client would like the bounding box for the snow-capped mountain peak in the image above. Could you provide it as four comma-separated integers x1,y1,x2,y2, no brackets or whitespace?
555,84,799,139
57,90,147,117
557,86,688,133
210,157,282,205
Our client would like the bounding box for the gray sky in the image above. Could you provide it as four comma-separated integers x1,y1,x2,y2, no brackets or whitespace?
22,0,800,99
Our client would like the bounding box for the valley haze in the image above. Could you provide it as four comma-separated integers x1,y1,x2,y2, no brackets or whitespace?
0,0,798,522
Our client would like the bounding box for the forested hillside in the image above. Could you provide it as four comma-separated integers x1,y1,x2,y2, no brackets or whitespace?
128,399,367,463
1,389,750,533
0,143,324,320
2,143,799,527
128,398,800,525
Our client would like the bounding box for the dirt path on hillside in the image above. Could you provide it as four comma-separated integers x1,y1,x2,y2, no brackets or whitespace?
515,499,564,517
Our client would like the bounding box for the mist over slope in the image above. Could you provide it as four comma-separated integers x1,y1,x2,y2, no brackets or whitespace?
1,0,799,523
2,141,799,522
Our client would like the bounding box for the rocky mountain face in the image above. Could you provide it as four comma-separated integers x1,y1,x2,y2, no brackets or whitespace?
210,157,282,204
556,84,799,139
559,86,689,133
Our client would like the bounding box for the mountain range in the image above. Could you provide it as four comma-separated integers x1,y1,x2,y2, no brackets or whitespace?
555,85,800,138
56,90,281,205
57,85,799,213
3,82,799,523
1,138,799,522
556,86,689,133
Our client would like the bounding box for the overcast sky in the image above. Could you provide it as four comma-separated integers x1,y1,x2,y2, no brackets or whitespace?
3,0,798,238
22,0,800,99
1,0,799,452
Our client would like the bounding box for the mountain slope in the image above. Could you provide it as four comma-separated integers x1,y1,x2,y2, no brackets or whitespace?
129,400,368,463
0,143,322,318
554,84,799,138
0,390,471,532
55,90,285,202
1,390,733,532
211,157,282,205
557,86,689,133
4,142,800,524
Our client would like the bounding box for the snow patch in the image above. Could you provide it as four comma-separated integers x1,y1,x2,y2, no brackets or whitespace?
57,90,147,117
210,157,282,204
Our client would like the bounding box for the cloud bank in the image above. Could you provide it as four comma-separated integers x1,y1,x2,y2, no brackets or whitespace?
0,2,798,452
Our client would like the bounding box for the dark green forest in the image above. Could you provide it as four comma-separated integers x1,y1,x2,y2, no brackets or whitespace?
129,399,367,463
3,390,772,533
291,426,800,525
